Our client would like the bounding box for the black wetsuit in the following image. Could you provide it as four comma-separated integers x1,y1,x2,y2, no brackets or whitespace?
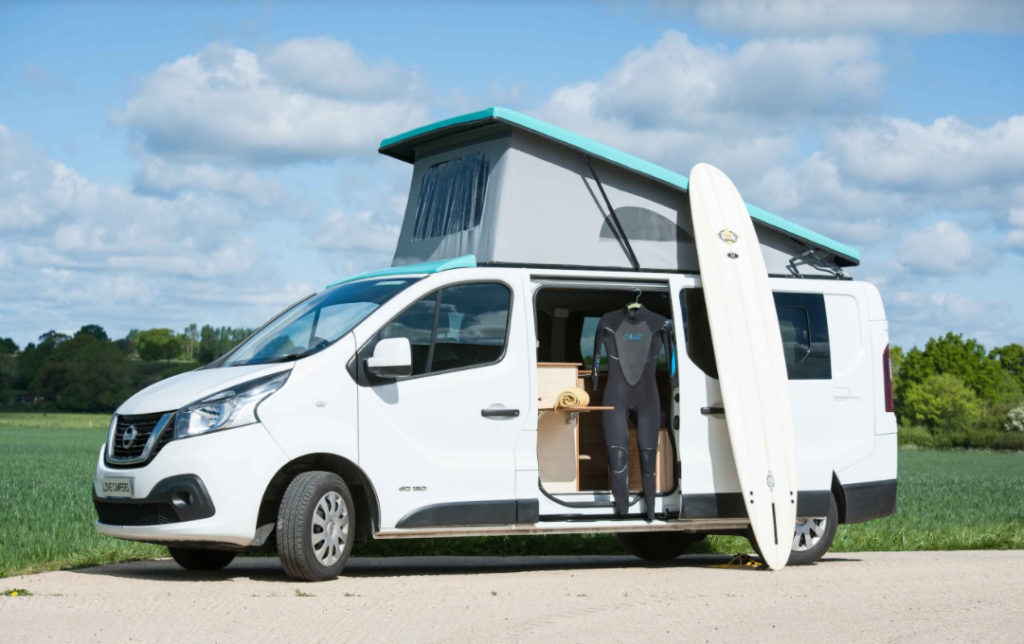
592,306,675,520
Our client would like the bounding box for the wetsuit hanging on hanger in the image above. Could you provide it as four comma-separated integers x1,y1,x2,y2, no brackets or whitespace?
592,299,676,520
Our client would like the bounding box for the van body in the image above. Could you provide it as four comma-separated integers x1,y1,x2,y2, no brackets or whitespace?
93,260,896,579
93,108,897,579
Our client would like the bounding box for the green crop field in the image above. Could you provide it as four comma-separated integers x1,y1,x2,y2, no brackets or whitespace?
1,413,1022,577
0,414,164,577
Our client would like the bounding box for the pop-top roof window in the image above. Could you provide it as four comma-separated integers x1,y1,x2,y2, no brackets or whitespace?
412,152,489,240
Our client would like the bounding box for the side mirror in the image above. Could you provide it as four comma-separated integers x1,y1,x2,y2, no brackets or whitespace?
366,337,413,378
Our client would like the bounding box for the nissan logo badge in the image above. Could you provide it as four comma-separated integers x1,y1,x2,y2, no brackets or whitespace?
122,425,139,450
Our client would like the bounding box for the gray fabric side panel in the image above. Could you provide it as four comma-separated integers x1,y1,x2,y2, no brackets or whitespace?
493,133,688,271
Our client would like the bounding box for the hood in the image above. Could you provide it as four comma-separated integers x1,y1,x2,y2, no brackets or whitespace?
116,363,294,416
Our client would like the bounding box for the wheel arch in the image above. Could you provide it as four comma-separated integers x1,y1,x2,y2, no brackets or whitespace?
257,453,380,545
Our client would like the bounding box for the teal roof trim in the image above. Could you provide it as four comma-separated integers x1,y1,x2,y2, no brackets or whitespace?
327,255,477,288
379,107,860,266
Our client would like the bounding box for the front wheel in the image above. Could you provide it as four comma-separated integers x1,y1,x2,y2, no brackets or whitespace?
617,531,705,561
750,493,839,566
168,547,236,571
276,471,356,581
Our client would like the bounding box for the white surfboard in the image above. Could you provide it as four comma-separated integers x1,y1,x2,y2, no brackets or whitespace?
688,162,798,570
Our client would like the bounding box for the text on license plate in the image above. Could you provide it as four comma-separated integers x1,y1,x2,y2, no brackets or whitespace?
101,477,134,497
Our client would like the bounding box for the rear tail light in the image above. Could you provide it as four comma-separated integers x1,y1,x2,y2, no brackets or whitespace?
882,344,894,413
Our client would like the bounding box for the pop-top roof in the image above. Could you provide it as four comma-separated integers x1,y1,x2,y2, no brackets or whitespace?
379,107,859,267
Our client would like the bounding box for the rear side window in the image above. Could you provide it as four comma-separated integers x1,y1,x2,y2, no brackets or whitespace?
774,292,831,379
679,289,831,380
374,282,511,378
411,153,489,240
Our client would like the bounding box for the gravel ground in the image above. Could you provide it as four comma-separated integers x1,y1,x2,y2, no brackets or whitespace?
2,551,1022,642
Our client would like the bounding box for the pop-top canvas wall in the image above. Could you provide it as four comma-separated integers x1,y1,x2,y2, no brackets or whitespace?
391,126,840,277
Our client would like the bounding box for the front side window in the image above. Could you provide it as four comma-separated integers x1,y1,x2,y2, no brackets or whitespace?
373,282,511,378
221,278,417,367
411,153,489,240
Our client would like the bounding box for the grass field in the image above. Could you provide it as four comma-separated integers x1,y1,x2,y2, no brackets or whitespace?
1,413,1022,576
0,413,164,577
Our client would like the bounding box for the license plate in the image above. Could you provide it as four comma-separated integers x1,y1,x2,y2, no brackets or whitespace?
101,477,134,498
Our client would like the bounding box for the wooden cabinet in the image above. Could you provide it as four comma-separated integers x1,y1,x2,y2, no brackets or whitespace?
537,363,673,494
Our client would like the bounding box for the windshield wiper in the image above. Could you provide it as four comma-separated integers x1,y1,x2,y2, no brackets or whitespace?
264,352,308,364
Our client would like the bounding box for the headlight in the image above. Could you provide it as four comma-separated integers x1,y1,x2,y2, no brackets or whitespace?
174,371,289,440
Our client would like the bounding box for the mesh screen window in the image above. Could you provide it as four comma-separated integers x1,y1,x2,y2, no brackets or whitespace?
412,153,489,240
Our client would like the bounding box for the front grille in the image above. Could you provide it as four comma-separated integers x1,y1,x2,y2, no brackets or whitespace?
106,412,175,467
94,500,180,526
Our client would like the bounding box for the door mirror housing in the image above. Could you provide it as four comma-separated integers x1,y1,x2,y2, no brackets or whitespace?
366,337,413,378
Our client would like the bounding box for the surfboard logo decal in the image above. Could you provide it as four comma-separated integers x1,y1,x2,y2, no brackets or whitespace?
766,471,775,490
718,229,739,244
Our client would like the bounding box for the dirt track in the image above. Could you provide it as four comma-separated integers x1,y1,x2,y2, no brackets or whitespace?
2,551,1022,642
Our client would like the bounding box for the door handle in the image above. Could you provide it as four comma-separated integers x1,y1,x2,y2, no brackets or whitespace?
700,406,725,416
481,408,520,418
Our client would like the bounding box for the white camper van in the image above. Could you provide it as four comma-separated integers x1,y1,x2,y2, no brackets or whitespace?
93,109,897,580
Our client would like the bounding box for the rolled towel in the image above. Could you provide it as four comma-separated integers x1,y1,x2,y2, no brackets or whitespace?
554,387,590,412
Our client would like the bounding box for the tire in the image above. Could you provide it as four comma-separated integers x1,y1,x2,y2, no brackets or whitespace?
617,531,705,561
749,493,839,566
168,547,236,571
276,471,356,581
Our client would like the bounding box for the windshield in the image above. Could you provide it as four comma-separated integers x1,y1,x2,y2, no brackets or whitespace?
221,278,418,367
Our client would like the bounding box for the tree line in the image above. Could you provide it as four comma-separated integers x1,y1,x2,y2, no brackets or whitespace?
893,333,1024,450
0,324,251,412
1,326,1022,449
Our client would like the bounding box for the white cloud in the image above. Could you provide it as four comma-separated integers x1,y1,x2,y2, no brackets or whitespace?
883,286,1020,350
311,170,410,276
693,0,1024,35
580,31,882,129
0,123,290,345
264,37,421,100
535,31,885,190
1007,207,1024,254
748,153,907,242
736,114,1024,247
118,40,428,165
315,209,400,256
823,116,1024,190
899,220,985,275
134,155,285,207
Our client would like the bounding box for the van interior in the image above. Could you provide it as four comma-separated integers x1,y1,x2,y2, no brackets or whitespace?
533,284,678,505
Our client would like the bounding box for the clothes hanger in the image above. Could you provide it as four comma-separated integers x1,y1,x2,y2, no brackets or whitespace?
627,289,643,311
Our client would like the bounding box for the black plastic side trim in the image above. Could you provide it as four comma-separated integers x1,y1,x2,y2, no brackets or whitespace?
396,499,537,528
679,490,831,519
516,499,539,523
841,479,897,524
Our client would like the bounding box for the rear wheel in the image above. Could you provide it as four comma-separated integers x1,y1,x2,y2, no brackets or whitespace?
617,531,705,561
276,471,356,581
168,547,236,571
750,493,839,566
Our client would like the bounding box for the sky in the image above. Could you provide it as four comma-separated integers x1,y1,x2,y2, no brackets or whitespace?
1,0,1023,351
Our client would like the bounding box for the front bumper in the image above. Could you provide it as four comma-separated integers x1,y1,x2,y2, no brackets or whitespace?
93,423,287,547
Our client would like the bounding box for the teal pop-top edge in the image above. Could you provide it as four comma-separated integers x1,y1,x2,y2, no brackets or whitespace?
327,254,477,288
379,107,859,265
